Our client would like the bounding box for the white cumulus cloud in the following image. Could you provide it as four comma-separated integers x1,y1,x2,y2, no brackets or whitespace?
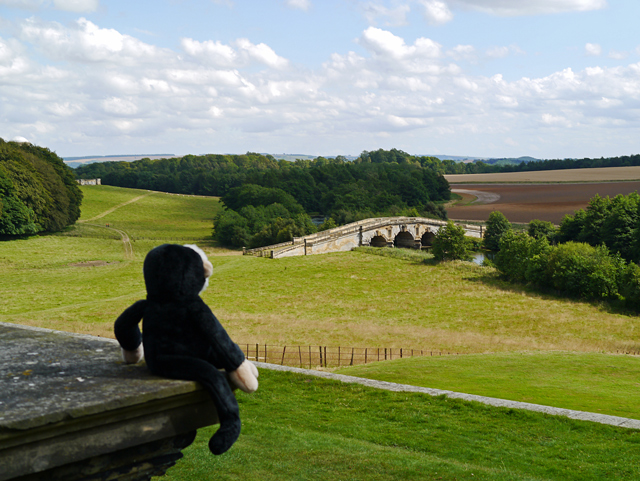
3,16,640,159
585,42,602,56
53,0,98,12
360,2,411,26
182,37,288,69
419,0,454,25
19,17,167,64
0,0,98,11
449,0,608,16
284,0,311,11
359,27,442,60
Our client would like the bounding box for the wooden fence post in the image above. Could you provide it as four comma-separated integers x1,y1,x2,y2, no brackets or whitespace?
281,346,287,365
299,346,302,367
256,343,259,362
350,347,354,366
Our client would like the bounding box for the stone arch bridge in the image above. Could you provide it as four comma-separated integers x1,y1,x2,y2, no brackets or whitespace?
244,217,483,259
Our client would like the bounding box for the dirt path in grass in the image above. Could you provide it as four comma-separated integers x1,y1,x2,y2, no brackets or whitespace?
79,193,153,223
83,223,135,260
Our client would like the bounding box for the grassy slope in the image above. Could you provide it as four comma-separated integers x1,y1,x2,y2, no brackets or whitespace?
0,185,224,336
203,252,639,355
76,185,223,239
161,369,640,481
3,185,640,479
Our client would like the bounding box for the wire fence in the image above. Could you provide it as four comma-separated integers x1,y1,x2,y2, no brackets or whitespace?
241,344,640,369
240,344,462,369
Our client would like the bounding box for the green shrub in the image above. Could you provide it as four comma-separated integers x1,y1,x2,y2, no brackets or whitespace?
527,219,557,242
620,263,640,310
546,242,624,299
213,209,251,247
432,221,472,261
494,231,551,283
484,211,511,251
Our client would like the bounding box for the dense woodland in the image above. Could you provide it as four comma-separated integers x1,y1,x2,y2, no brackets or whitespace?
0,139,82,236
75,149,452,247
74,149,450,213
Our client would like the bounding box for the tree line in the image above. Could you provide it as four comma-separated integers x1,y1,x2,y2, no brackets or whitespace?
75,149,452,247
0,139,82,236
423,152,640,175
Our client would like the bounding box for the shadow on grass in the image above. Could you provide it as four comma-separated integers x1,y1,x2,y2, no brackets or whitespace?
353,246,439,265
463,268,640,318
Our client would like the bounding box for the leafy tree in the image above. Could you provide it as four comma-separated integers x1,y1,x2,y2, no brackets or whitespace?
494,231,551,283
557,210,586,243
318,217,338,231
546,242,624,299
0,139,82,235
484,211,512,251
249,215,316,248
432,221,472,261
527,219,557,243
222,184,304,215
600,193,639,261
213,210,251,248
577,194,612,246
620,263,640,310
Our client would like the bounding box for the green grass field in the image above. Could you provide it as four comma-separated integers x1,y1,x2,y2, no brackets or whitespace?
3,184,640,479
336,352,640,420
160,369,640,481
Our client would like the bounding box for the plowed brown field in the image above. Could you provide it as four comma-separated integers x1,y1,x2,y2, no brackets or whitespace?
447,182,640,224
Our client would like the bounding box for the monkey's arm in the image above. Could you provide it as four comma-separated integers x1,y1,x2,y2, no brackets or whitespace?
114,300,147,363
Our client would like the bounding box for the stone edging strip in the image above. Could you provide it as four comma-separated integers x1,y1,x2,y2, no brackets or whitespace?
254,361,640,430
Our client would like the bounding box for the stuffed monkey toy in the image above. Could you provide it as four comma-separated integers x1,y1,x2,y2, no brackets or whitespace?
114,243,258,455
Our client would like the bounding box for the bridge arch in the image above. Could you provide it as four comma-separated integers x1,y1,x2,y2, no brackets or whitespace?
421,230,436,247
370,235,388,247
394,231,415,248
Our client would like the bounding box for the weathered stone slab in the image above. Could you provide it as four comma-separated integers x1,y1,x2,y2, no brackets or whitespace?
0,322,218,481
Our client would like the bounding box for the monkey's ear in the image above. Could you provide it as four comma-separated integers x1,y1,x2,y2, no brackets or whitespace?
184,244,213,279
203,258,213,279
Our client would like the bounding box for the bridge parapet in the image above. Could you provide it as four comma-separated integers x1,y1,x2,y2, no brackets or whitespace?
244,217,483,259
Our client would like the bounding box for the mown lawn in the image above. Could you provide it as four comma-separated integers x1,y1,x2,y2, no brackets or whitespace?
159,369,640,481
336,351,640,420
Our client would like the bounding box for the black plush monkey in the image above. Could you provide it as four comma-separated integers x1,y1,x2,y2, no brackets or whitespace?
114,244,258,455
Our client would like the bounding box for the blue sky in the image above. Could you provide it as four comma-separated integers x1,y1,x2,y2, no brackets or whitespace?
1,0,639,159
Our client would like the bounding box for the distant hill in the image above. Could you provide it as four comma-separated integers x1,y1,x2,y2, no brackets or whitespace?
64,154,178,169
483,156,540,166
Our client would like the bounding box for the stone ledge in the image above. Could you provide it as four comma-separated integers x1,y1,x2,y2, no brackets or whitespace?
0,323,218,481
